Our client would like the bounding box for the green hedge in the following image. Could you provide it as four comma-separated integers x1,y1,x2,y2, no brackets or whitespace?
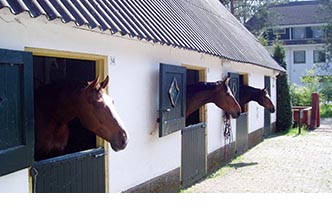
276,73,293,132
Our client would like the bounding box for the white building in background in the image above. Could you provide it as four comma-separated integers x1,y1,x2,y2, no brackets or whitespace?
246,0,330,85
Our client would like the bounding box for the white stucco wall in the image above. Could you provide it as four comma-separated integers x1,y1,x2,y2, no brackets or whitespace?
0,10,278,192
0,169,30,193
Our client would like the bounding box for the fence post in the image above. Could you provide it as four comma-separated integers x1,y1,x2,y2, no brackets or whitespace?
298,109,303,134
310,93,320,129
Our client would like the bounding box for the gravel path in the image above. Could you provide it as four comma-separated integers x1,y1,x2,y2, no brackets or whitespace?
184,118,332,193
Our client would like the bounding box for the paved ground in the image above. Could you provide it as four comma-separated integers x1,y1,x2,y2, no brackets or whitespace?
184,118,332,193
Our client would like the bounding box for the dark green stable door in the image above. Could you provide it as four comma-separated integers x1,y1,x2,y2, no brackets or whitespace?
0,49,34,177
264,76,271,137
229,73,248,155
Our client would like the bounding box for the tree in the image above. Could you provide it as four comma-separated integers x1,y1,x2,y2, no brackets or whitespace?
272,40,292,132
321,0,332,71
219,0,289,24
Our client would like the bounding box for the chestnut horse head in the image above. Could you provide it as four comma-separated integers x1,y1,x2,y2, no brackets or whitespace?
239,85,275,113
186,77,241,118
78,76,129,151
257,88,275,113
213,78,241,118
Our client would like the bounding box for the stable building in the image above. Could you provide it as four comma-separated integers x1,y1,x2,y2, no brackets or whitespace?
0,0,283,193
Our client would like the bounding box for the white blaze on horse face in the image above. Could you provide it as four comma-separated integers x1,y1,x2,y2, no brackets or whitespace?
102,93,129,136
266,92,271,99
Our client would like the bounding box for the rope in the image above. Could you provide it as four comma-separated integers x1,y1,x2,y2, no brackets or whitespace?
223,113,233,162
30,167,38,193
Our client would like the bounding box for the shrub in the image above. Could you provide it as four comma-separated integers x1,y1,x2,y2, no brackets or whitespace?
276,73,293,132
320,103,332,118
289,84,312,107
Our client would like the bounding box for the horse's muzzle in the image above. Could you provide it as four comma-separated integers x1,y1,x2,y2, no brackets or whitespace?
110,131,128,152
269,107,275,113
230,111,241,119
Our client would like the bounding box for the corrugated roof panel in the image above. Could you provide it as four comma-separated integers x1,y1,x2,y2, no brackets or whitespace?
120,1,163,43
126,1,169,44
165,0,207,52
0,0,284,72
137,0,181,46
71,0,98,29
110,1,146,39
37,0,60,20
22,0,43,18
116,0,153,41
173,0,221,55
102,1,139,37
49,0,74,23
97,0,129,35
80,0,110,31
87,0,119,33
6,0,25,14
152,0,197,50
59,0,88,26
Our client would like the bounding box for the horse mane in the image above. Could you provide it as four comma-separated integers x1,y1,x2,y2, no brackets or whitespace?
187,81,222,93
240,85,266,96
36,80,89,97
34,80,91,114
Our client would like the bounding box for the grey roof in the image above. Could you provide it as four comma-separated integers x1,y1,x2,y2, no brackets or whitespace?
268,1,328,26
0,0,284,72
247,0,329,29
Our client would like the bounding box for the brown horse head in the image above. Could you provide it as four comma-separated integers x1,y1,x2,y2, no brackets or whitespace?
214,78,241,118
78,76,129,152
257,88,275,113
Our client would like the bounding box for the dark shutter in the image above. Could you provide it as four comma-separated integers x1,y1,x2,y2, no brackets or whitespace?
228,72,239,101
159,63,186,137
0,48,34,176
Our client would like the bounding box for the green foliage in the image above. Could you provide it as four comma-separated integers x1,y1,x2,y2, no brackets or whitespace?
272,40,292,132
290,67,332,118
321,0,332,62
319,75,332,102
301,68,320,92
290,68,317,107
271,39,286,69
289,84,312,107
276,73,293,132
300,68,332,103
320,103,332,118
259,35,268,46
219,0,290,24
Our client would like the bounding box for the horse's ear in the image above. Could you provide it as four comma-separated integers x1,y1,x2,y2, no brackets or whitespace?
88,76,99,90
100,76,109,89
224,77,230,85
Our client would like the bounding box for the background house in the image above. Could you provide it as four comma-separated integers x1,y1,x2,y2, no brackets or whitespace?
0,0,283,193
246,0,330,85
